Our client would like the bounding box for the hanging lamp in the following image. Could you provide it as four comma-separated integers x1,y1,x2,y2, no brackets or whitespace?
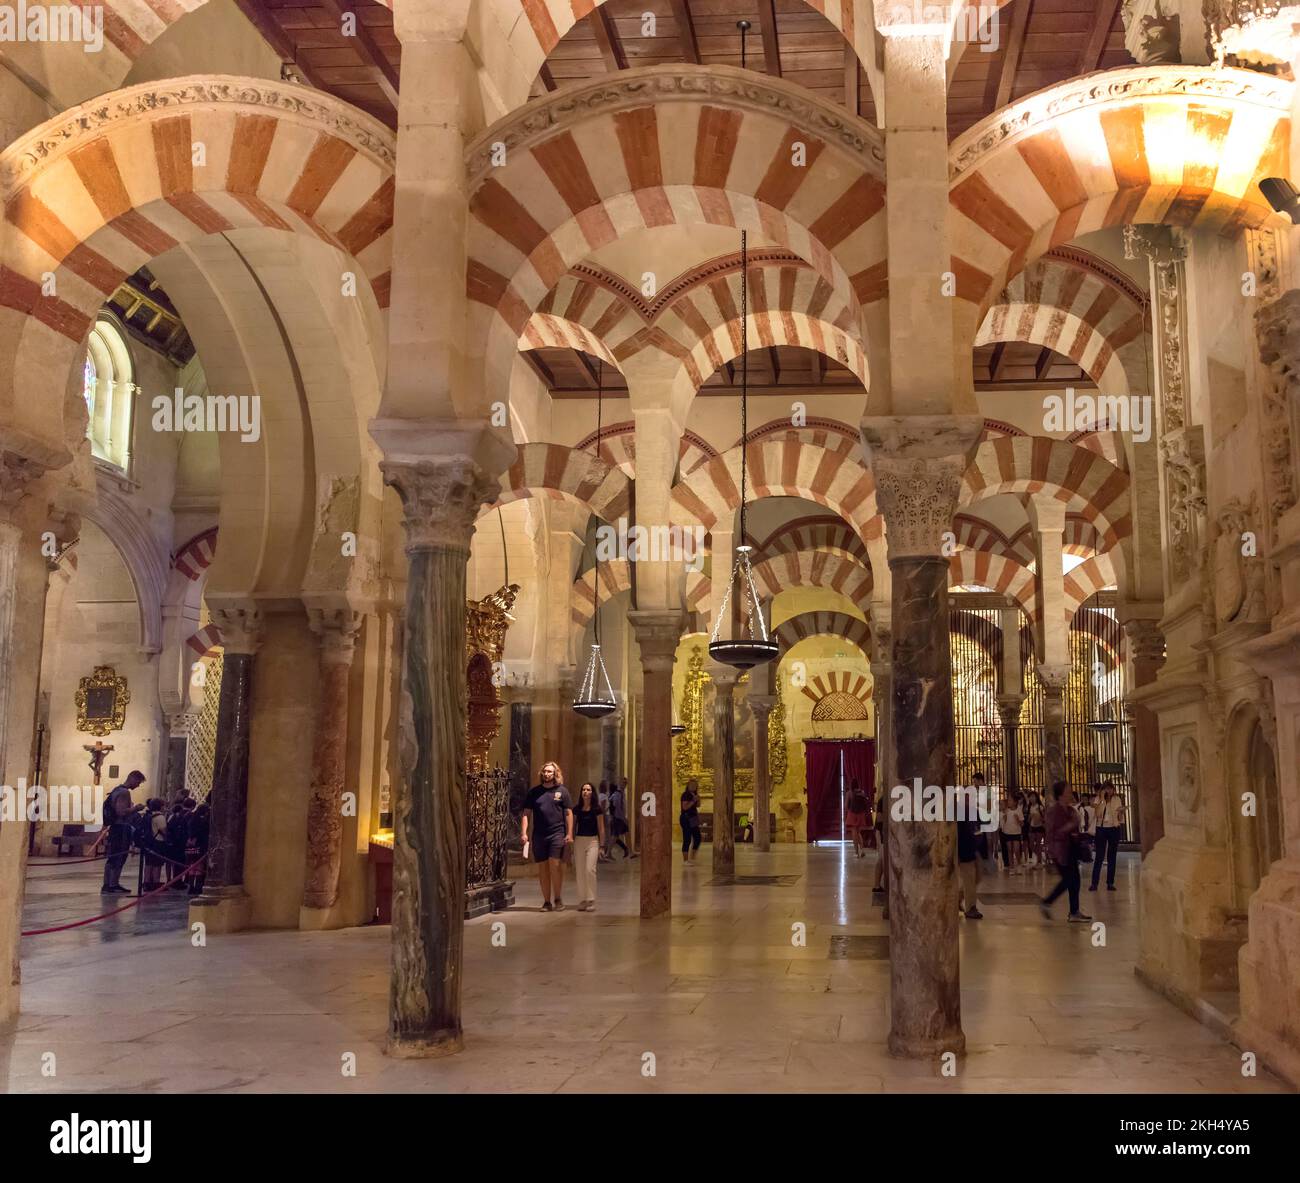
572,357,618,719
708,230,779,670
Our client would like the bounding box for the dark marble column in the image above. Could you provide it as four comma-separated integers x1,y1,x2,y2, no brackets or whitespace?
870,647,893,799
1123,618,1166,854
710,666,738,874
997,696,1023,791
1038,663,1070,789
203,607,262,894
380,456,499,1058
629,610,681,918
750,694,775,852
302,607,361,911
861,415,981,1060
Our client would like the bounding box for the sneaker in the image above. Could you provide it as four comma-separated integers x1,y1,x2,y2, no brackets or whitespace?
1068,912,1093,923
587,903,596,913
577,900,589,912
965,908,983,920
553,900,565,912
541,901,553,912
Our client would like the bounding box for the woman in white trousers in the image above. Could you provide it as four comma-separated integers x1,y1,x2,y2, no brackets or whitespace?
572,782,607,912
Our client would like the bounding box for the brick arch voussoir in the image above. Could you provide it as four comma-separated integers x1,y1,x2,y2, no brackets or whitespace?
486,442,631,524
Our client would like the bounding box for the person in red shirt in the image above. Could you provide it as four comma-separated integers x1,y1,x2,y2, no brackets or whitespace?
1039,781,1092,923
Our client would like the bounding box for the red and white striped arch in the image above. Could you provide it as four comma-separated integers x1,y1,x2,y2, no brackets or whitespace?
753,551,873,603
759,516,871,568
484,442,631,523
520,313,622,372
960,436,1131,547
571,421,717,480
570,559,633,628
978,303,1130,394
466,66,886,406
948,550,1038,622
669,435,877,538
948,66,1291,325
0,77,395,443
774,609,873,656
952,513,1034,566
798,671,873,711
1064,553,1118,621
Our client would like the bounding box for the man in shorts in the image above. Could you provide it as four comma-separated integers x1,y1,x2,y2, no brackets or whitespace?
521,761,573,912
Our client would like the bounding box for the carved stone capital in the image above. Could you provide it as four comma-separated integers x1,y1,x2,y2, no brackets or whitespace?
748,693,776,722
1123,222,1189,264
1123,617,1168,665
308,606,362,665
860,415,983,561
628,609,683,672
381,458,499,555
1037,662,1072,693
210,606,263,656
1122,0,1185,64
996,695,1025,727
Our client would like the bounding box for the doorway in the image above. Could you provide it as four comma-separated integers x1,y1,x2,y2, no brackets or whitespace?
803,739,875,844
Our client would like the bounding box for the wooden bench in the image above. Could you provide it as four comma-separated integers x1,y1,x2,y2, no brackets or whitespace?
51,824,98,856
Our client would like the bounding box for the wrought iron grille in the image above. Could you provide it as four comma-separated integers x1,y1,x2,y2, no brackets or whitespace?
950,607,1004,785
184,653,222,802
465,766,511,889
1063,601,1135,842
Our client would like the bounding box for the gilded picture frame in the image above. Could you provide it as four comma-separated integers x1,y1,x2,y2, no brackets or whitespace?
75,666,130,737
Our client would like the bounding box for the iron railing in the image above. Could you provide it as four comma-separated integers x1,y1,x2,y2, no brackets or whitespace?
465,766,511,889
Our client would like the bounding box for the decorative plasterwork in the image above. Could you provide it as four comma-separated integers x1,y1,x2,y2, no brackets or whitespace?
381,459,500,555
1127,225,1189,434
1256,289,1300,523
1123,0,1185,64
0,75,397,200
949,65,1292,178
1204,0,1300,71
1044,245,1151,314
466,64,886,188
1163,427,1208,582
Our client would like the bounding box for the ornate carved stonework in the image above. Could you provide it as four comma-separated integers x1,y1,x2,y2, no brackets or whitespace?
1126,225,1188,438
307,606,362,665
872,456,967,559
465,64,885,188
1123,617,1168,669
380,458,499,555
949,65,1291,178
210,606,263,656
1174,736,1202,817
1255,290,1300,523
1203,0,1300,72
1163,428,1208,582
1124,0,1184,63
0,449,50,517
1212,494,1267,624
1245,227,1282,302
1,76,396,199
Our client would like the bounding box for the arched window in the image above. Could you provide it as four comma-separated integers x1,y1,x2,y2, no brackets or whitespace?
83,317,135,472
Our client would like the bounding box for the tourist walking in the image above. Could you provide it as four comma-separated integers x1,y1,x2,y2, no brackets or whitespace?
521,761,574,911
97,770,146,894
956,807,983,919
1040,781,1091,923
1000,790,1024,871
1089,780,1125,892
607,779,630,859
572,783,606,911
680,778,702,863
844,778,870,858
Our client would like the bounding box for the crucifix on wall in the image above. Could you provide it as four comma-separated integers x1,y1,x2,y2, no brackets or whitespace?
83,740,115,786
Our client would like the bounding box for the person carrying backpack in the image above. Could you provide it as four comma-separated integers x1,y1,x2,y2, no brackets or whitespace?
96,770,146,893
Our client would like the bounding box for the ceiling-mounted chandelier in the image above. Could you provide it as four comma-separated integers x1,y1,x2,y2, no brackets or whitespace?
573,356,618,719
708,229,778,671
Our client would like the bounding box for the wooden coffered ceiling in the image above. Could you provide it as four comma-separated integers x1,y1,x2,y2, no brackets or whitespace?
240,1,1132,138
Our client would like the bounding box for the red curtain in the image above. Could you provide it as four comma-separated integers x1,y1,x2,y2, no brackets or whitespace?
842,740,875,811
804,741,843,843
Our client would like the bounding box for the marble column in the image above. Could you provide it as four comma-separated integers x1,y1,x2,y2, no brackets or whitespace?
710,666,739,874
201,607,262,910
629,610,681,919
1038,663,1071,790
997,696,1024,791
379,455,499,1058
750,694,776,852
861,415,981,1059
162,715,191,802
302,607,361,911
1124,618,1166,854
870,648,893,799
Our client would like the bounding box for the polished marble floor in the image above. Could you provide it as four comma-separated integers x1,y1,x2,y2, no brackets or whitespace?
4,845,1288,1093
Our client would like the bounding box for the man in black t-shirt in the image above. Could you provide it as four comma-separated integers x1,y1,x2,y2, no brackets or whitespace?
98,770,146,893
521,761,573,912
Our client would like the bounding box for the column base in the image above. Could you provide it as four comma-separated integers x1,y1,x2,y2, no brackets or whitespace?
465,880,514,919
888,1030,966,1059
189,887,252,934
385,1028,464,1059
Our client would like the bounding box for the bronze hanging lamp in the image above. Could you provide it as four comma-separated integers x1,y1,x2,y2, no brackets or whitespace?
573,357,618,719
708,230,778,670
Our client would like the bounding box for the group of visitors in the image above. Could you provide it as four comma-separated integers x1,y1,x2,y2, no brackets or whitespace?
994,779,1125,888
94,771,211,896
520,762,631,912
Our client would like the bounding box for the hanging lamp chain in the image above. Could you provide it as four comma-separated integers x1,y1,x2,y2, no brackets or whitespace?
592,357,603,646
740,228,748,544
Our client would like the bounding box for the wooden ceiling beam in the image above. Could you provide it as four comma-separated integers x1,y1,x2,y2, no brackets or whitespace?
844,44,861,114
995,0,1032,111
669,0,702,65
1079,0,1123,74
1034,346,1053,380
233,0,330,92
988,341,1008,382
539,63,558,91
811,351,825,384
768,346,782,384
573,350,602,389
524,351,556,388
315,0,400,110
591,7,628,72
756,0,782,77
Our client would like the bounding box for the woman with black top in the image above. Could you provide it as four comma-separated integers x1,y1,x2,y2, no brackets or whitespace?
680,779,702,863
572,782,606,912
